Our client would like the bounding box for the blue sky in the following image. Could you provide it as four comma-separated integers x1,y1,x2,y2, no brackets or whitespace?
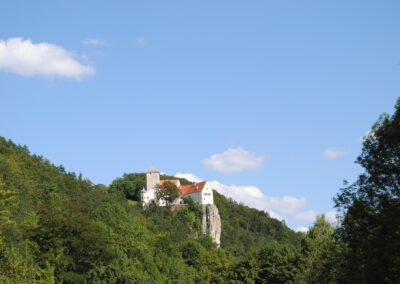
1,0,399,230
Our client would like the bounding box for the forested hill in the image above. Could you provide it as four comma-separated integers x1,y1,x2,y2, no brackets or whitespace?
109,172,299,256
214,191,299,256
0,136,304,283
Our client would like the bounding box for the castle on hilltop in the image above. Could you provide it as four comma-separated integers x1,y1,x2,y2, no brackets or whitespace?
141,166,221,246
140,166,214,207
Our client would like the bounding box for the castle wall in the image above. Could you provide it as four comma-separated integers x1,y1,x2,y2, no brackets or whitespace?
186,192,202,203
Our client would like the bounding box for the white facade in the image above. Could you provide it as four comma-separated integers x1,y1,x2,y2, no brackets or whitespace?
184,183,213,205
201,182,214,205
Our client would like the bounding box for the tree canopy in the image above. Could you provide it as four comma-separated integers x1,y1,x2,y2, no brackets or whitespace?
0,136,303,283
335,98,400,283
155,181,179,206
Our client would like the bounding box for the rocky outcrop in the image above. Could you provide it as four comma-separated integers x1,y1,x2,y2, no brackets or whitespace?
202,204,221,247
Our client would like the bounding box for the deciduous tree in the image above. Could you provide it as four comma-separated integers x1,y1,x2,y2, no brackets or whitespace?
155,181,179,206
335,98,400,283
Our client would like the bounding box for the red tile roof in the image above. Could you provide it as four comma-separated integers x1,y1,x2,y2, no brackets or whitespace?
179,181,206,196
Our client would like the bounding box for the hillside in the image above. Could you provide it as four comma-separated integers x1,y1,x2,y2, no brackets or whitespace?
0,136,303,283
214,191,299,256
109,171,298,256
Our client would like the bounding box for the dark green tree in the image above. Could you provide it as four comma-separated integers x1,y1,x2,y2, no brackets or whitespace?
256,242,302,283
109,173,145,201
155,181,179,206
228,254,260,283
335,98,400,283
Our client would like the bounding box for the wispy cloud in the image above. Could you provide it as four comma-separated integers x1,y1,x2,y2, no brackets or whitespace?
175,171,339,229
136,36,146,46
175,173,337,232
268,210,285,222
176,173,202,183
176,172,307,223
294,210,318,221
209,180,307,215
203,147,265,173
0,38,95,80
322,148,345,160
325,211,339,224
295,226,309,233
83,38,106,46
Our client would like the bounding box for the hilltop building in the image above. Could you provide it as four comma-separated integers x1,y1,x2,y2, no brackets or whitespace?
140,166,221,246
140,166,214,206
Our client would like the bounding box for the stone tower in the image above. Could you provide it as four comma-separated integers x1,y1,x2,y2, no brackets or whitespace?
146,165,160,191
141,166,161,206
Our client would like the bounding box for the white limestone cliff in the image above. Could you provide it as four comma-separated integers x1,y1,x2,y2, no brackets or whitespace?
202,204,221,247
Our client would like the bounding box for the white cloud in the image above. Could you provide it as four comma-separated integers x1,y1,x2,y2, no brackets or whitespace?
207,181,342,228
176,172,202,183
295,226,309,233
136,36,146,46
203,147,265,173
174,172,305,220
267,210,286,222
83,38,106,46
325,211,339,224
294,210,318,221
0,38,95,80
174,172,337,230
208,180,308,216
323,148,345,160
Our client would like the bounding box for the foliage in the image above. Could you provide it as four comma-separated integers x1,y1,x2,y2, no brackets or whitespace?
227,241,302,283
109,173,145,201
257,242,302,283
301,215,341,284
0,177,17,248
155,181,179,206
0,137,158,282
109,173,192,202
0,136,307,283
334,98,400,283
214,190,300,256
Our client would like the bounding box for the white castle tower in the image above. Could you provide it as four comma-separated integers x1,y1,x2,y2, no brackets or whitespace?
141,165,161,206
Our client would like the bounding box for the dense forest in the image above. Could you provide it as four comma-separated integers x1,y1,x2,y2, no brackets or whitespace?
0,99,399,283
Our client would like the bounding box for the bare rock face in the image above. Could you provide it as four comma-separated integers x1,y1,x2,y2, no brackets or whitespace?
202,204,221,247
